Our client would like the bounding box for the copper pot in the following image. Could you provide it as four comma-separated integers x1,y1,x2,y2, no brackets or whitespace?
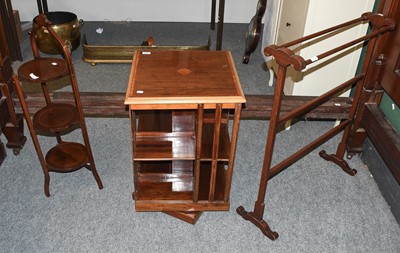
33,11,83,54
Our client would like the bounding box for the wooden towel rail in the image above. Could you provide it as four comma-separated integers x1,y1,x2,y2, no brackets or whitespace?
236,12,396,240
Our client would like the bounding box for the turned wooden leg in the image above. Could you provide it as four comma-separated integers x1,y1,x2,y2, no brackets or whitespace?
85,164,103,189
44,170,50,197
91,166,103,189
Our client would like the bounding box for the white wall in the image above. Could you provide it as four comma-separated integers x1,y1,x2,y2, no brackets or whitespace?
13,0,259,23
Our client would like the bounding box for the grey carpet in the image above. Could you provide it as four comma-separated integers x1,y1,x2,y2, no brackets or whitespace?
1,22,399,252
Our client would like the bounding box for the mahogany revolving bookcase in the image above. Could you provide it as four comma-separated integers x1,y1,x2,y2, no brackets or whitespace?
125,50,246,224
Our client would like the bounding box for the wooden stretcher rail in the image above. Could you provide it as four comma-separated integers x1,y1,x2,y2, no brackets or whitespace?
12,92,353,120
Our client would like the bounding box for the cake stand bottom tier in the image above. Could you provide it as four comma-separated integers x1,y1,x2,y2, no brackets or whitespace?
45,142,89,172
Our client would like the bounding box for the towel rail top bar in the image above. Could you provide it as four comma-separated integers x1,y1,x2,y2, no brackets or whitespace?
265,13,396,71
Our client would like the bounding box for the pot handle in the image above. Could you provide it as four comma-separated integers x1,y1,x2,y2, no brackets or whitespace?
79,19,84,28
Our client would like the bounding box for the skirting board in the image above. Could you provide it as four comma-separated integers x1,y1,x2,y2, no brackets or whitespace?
361,138,400,224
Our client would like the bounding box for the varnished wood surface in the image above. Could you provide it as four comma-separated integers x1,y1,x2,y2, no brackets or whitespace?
377,1,400,106
135,201,229,212
127,50,242,217
124,50,246,109
134,110,230,161
134,136,196,160
33,103,80,134
17,58,69,83
136,161,192,183
45,142,89,172
135,162,227,197
134,161,230,211
164,211,202,225
201,123,230,161
135,110,196,160
134,110,231,162
138,111,172,133
14,92,354,120
361,104,400,183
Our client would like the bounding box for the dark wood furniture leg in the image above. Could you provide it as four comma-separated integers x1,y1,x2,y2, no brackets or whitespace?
216,0,225,50
346,42,387,156
36,0,49,14
1,81,26,155
211,0,216,30
2,115,26,155
1,84,26,156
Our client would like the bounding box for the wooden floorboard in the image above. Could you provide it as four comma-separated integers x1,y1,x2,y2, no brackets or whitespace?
13,92,353,120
